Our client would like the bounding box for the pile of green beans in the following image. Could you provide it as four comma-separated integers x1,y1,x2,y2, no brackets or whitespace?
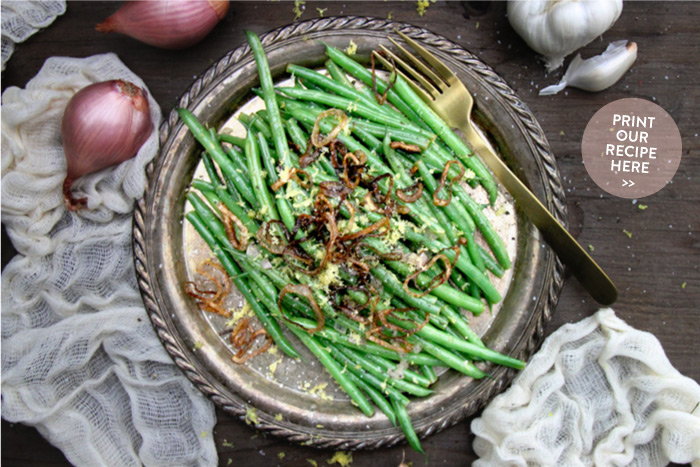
178,31,521,453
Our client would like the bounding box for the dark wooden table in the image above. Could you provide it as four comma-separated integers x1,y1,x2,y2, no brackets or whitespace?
3,2,698,466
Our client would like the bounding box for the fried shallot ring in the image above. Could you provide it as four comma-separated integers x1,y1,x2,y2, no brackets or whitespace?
396,181,424,203
403,253,454,298
311,109,348,148
433,160,465,207
390,141,422,153
228,317,273,364
371,51,398,106
279,284,325,334
219,203,249,251
184,259,231,317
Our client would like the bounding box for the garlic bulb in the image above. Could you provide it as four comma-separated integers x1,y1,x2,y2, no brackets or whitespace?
508,0,623,71
539,40,637,96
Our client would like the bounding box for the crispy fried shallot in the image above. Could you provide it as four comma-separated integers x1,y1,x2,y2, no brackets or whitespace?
403,253,454,298
390,141,422,153
219,203,249,251
279,284,325,334
433,160,465,207
371,51,398,105
226,317,272,363
184,259,231,317
396,181,424,204
311,109,348,148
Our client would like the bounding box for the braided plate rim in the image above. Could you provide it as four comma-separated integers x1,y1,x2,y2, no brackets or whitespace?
133,16,566,451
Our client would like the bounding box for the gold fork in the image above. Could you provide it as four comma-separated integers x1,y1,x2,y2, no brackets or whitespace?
375,31,617,305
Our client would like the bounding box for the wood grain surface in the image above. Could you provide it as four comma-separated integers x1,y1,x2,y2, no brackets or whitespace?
2,2,698,466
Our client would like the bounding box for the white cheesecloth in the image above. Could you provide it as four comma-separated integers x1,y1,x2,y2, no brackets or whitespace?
472,308,700,466
1,0,66,71
1,53,218,466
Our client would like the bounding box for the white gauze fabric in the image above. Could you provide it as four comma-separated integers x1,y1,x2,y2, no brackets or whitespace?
1,53,218,466
1,0,66,71
471,308,700,467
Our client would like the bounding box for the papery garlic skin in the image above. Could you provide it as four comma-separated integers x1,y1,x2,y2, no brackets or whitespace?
96,0,229,50
508,0,623,71
539,40,637,96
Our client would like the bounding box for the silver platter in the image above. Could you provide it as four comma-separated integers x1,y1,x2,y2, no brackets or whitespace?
133,16,566,450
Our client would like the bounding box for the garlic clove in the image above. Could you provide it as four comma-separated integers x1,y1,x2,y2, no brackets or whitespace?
539,40,638,96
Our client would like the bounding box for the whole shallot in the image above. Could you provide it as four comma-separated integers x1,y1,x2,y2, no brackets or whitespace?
96,0,230,49
61,79,152,210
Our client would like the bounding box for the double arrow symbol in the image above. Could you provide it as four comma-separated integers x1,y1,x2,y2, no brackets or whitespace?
622,179,636,187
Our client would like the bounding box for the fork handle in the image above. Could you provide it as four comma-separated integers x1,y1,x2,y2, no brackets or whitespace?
462,124,618,305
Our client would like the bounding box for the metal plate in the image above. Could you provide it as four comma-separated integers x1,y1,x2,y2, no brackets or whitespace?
133,16,566,450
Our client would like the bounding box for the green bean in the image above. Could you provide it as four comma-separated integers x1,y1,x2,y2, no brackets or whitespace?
370,265,445,318
219,133,246,149
288,63,401,122
397,317,524,370
187,192,231,247
256,131,296,231
420,365,438,385
414,159,476,234
245,127,280,223
449,266,472,294
324,59,353,87
197,189,228,221
283,116,308,149
334,345,432,398
222,172,244,203
364,237,484,314
213,185,259,235
324,45,425,128
324,339,410,406
376,211,500,304
286,324,374,417
228,250,280,310
420,156,495,249
464,228,486,272
289,109,442,236
185,210,299,358
350,119,435,149
281,99,391,172
277,87,406,129
479,245,505,278
346,371,397,426
177,108,259,208
439,306,485,347
329,316,444,367
457,185,511,269
251,110,273,139
245,31,292,170
257,132,279,187
364,354,432,388
388,298,451,335
191,178,216,195
201,150,223,186
408,334,486,378
391,394,423,454
298,320,438,366
383,135,455,239
225,146,251,179
386,71,499,204
283,118,336,177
